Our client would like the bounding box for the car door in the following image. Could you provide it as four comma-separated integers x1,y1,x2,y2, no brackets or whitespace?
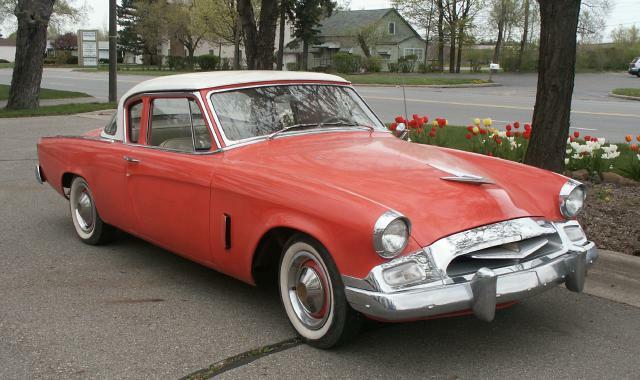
124,94,218,264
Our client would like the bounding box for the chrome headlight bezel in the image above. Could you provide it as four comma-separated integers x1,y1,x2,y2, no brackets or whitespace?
559,179,586,218
373,210,411,259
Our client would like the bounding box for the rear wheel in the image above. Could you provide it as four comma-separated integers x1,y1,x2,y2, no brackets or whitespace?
278,234,361,348
69,176,114,245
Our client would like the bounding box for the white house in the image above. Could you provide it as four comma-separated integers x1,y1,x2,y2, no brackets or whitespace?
0,38,16,62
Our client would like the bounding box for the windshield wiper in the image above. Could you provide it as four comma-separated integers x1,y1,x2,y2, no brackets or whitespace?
320,121,375,133
267,123,321,140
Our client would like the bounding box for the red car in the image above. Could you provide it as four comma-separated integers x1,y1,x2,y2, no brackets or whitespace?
36,71,597,348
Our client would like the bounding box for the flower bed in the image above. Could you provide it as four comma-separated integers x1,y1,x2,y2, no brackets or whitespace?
387,114,640,183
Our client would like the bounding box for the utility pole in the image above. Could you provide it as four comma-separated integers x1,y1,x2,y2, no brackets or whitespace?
108,0,117,102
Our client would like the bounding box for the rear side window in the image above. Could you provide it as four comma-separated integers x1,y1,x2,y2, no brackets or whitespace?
148,98,212,152
103,113,117,136
128,101,143,143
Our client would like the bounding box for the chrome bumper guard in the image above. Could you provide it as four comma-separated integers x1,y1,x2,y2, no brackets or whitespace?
344,219,597,322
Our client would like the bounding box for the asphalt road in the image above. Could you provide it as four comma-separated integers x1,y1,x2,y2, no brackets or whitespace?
1,113,640,378
1,68,639,141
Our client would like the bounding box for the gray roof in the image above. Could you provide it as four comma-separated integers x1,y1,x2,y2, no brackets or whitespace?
318,8,422,43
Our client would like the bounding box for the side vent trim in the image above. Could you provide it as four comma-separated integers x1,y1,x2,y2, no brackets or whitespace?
224,213,231,250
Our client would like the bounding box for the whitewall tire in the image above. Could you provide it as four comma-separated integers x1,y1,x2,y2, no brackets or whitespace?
69,176,114,245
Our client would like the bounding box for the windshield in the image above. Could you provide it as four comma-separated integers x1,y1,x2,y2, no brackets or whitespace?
209,84,384,142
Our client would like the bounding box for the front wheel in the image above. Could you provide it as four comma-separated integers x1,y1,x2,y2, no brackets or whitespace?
279,234,361,348
69,176,114,245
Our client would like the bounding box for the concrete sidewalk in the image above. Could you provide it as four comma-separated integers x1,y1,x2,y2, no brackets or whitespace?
585,250,640,308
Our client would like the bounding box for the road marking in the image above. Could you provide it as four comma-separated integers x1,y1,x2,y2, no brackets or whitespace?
364,95,640,118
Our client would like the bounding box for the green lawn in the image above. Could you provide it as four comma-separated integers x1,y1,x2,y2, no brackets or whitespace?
342,74,490,86
612,88,640,98
0,84,90,100
0,102,116,118
75,66,194,76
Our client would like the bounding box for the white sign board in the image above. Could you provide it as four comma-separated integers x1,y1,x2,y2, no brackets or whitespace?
78,29,99,67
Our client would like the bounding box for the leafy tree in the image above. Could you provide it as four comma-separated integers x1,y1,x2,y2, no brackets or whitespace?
134,0,169,66
289,0,334,70
164,0,212,69
577,0,611,43
524,0,581,172
117,0,143,58
200,0,242,69
53,31,77,51
237,0,280,69
353,22,383,58
393,0,438,68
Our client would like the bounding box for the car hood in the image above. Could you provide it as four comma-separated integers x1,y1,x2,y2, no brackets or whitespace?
223,132,568,246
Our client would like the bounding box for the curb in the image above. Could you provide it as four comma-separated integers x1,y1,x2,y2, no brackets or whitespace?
584,249,640,308
352,82,503,89
609,92,640,101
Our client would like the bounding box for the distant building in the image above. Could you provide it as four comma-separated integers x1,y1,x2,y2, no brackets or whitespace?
0,38,16,62
300,8,429,71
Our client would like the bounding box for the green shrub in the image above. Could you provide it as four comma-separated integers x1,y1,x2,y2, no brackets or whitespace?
66,55,78,64
333,52,362,73
167,56,188,71
387,62,399,72
197,54,219,71
398,54,417,73
499,47,537,72
576,43,640,71
417,62,433,73
0,58,9,63
363,56,382,72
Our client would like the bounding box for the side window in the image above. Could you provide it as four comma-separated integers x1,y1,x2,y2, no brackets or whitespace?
149,97,212,152
128,101,143,143
103,113,117,136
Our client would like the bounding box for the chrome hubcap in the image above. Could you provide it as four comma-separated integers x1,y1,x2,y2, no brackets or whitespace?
287,252,330,330
73,184,94,233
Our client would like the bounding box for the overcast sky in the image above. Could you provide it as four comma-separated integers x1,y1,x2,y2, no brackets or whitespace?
2,0,638,42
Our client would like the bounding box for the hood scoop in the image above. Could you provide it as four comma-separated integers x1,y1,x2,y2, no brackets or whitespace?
428,163,494,185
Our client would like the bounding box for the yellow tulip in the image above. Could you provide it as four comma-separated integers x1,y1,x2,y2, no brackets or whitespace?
483,118,492,127
473,118,481,126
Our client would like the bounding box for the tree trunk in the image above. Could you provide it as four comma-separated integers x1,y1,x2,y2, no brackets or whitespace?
6,0,55,110
523,0,582,172
233,17,241,69
455,24,463,73
448,24,456,73
302,41,309,70
256,0,278,69
437,0,444,72
493,18,504,63
237,0,259,69
516,0,530,71
276,4,286,70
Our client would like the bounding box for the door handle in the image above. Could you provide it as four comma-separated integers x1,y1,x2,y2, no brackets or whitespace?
123,155,141,163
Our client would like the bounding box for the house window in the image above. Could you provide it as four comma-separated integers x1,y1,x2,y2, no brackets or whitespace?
388,22,395,35
403,48,424,61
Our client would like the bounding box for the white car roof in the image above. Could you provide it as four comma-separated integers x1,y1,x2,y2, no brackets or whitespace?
107,71,351,141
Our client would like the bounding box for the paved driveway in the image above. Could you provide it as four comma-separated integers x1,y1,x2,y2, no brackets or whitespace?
1,113,639,379
0,68,639,141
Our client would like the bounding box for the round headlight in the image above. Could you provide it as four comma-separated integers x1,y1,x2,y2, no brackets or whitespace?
373,211,410,258
559,180,586,218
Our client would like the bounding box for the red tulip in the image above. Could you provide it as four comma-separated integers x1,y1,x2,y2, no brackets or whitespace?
395,116,404,123
506,130,513,137
630,144,638,152
467,125,474,132
496,138,503,144
465,133,472,139
412,114,420,120
480,128,487,135
389,123,398,131
573,131,580,138
431,127,437,132
584,135,591,141
429,131,436,138
488,152,494,157
423,115,429,123
515,131,521,138
569,136,574,142
514,122,520,129
506,124,512,131
523,130,531,139
524,123,531,131
437,118,447,127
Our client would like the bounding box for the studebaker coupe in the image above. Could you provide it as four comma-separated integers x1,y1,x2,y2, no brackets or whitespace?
36,71,597,348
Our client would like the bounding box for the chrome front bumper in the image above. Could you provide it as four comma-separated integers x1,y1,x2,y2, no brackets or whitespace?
344,219,598,322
